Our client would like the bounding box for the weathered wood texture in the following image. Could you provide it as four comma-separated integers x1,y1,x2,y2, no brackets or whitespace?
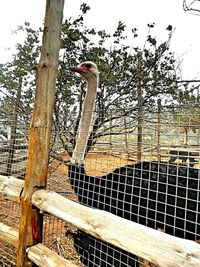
16,1,64,266
0,175,24,203
32,189,200,267
0,222,18,248
27,243,79,267
0,223,78,267
1,174,200,266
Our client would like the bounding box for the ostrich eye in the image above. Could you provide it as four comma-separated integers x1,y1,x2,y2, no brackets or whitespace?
83,63,92,68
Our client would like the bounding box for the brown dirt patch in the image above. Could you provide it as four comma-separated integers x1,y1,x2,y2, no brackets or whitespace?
85,153,135,176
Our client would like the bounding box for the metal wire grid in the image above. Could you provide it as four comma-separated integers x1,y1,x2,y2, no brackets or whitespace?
0,106,200,267
97,114,200,162
67,107,200,267
42,213,82,265
0,194,20,267
1,106,199,177
0,117,28,178
43,159,83,265
0,245,17,267
0,195,82,266
68,162,200,266
75,230,143,267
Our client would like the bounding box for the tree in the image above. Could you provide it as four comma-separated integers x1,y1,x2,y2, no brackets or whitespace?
52,6,180,157
0,22,40,176
183,0,200,14
0,22,40,123
172,82,200,145
0,4,182,160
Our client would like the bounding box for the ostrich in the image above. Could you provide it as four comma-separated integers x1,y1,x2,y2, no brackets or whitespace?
69,62,200,267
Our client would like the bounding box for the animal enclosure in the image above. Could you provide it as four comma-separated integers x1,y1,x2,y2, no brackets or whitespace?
0,104,200,266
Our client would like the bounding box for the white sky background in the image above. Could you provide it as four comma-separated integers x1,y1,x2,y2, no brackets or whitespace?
0,0,199,79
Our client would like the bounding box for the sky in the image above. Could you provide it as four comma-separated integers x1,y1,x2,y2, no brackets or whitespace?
0,0,199,79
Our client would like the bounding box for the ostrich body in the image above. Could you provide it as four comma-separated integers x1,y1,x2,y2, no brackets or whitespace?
70,61,99,165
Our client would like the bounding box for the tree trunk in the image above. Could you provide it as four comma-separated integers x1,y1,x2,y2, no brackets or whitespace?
184,127,189,146
16,1,64,266
109,111,113,154
137,94,143,161
136,52,143,161
124,116,129,156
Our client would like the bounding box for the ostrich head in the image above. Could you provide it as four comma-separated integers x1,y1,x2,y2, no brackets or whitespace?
70,61,99,82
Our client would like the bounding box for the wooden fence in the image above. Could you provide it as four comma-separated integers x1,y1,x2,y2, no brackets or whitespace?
0,1,200,266
1,175,200,267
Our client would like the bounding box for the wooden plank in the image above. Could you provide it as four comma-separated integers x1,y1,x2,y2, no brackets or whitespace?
16,1,64,266
0,222,19,248
0,175,7,184
0,175,24,203
32,189,200,267
0,223,79,266
27,243,79,267
2,173,200,267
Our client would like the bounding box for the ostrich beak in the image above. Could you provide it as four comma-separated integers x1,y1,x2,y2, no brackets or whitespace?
69,66,87,73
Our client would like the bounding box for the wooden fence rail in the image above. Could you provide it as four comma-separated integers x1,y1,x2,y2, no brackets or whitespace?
0,175,24,202
0,222,18,248
27,243,79,267
1,176,200,267
0,222,79,267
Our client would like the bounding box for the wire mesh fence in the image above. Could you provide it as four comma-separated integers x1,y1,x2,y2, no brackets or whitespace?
0,104,200,266
0,194,20,267
0,116,28,178
67,105,200,267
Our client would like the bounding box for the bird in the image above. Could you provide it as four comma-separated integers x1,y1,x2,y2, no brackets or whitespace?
68,61,200,267
69,61,99,166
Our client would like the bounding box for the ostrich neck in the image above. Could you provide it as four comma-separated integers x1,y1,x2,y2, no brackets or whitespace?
71,76,98,165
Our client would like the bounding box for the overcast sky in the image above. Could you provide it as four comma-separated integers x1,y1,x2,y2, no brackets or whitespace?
0,0,199,79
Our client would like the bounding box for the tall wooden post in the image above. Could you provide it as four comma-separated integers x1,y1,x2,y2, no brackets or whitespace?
17,1,64,266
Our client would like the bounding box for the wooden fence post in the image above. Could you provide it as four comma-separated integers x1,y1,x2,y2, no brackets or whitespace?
16,1,64,266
